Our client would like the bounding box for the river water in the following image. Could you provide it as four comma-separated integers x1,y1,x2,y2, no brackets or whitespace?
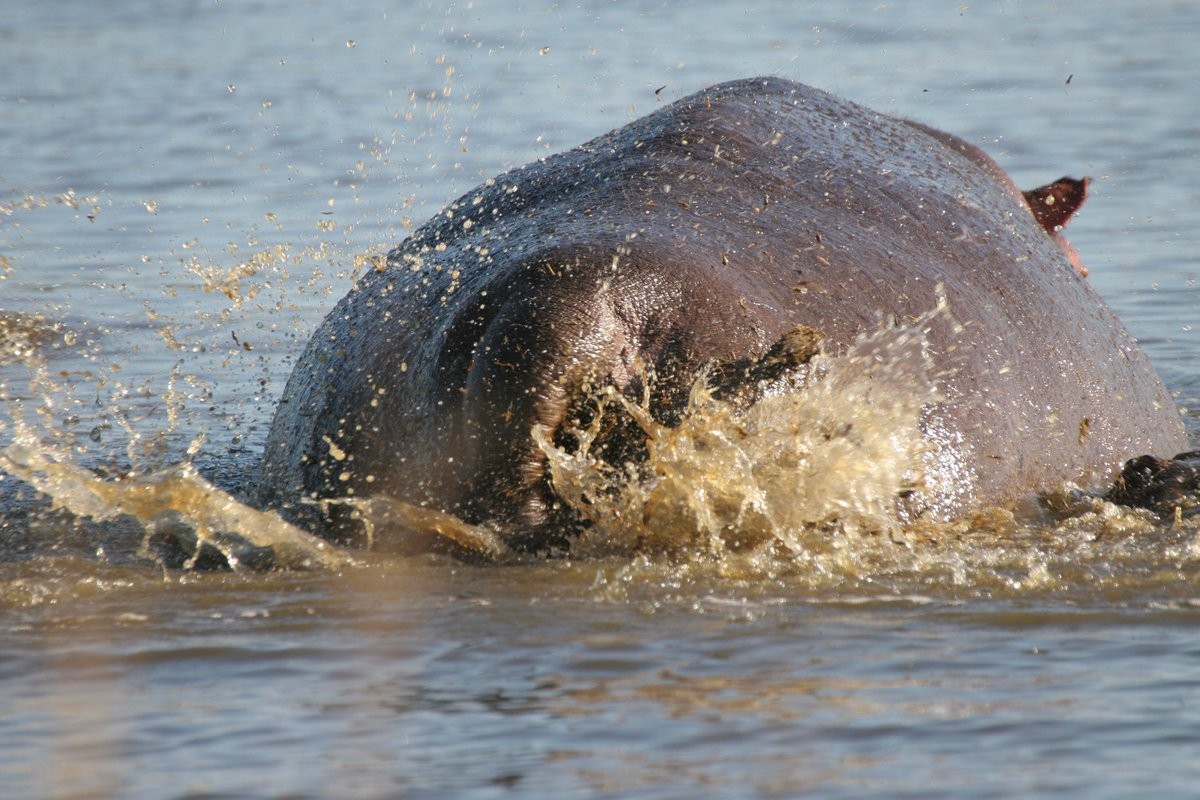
4,2,1200,798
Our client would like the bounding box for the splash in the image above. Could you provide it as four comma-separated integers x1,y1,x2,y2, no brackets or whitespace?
537,315,950,560
318,495,508,561
3,265,1197,593
522,305,1200,595
0,183,388,571
0,420,354,571
0,318,355,571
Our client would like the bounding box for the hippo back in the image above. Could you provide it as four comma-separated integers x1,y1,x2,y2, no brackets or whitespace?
257,77,1186,546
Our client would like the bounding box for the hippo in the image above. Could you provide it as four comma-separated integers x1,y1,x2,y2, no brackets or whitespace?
255,76,1187,552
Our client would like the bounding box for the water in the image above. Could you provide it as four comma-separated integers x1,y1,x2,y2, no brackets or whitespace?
4,1,1200,797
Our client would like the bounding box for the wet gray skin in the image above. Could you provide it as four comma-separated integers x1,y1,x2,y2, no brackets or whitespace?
256,77,1187,551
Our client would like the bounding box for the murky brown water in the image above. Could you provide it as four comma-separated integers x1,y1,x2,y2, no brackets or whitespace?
4,2,1200,798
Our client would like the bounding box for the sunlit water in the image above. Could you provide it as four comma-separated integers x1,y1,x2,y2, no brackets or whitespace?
4,2,1200,798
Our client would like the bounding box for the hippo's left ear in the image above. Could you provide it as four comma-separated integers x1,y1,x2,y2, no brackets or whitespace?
1022,176,1091,234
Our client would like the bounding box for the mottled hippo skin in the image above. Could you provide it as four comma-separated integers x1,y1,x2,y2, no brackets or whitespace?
257,76,1186,549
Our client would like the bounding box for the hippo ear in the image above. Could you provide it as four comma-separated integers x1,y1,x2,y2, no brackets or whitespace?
1022,176,1091,234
